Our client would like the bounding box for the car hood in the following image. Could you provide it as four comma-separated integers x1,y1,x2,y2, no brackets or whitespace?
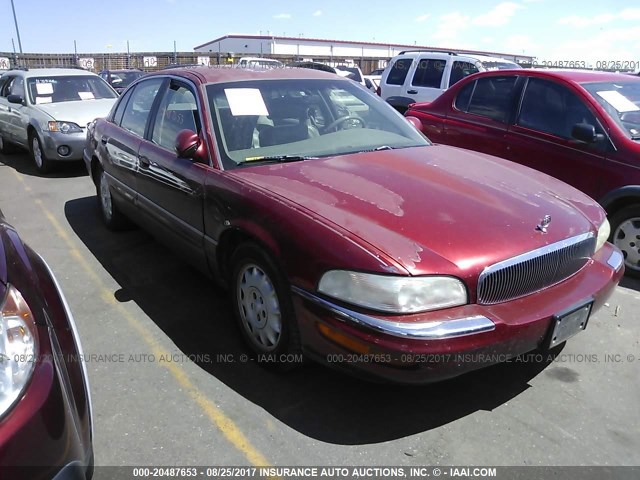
35,99,116,126
233,145,604,278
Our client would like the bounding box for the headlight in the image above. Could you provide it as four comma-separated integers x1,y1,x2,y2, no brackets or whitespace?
48,121,83,134
0,285,38,416
596,218,610,252
318,271,468,313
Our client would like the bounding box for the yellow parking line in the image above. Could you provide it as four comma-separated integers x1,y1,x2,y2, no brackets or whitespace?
13,169,273,468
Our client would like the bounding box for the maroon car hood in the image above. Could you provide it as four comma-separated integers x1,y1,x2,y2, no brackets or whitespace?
233,145,603,277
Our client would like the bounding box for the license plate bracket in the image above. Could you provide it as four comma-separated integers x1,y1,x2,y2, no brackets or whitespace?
547,299,593,349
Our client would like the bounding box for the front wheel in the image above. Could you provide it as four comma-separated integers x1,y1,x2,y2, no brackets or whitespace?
610,204,640,278
29,133,52,174
230,243,302,370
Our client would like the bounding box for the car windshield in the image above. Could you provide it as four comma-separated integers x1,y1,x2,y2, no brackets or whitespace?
582,80,640,139
206,78,429,169
480,61,521,70
27,75,117,104
111,71,144,87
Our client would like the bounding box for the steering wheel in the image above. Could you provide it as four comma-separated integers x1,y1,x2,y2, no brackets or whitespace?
323,115,366,132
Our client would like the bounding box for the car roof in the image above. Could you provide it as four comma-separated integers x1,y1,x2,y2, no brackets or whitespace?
397,51,517,63
470,68,640,85
146,65,344,84
6,68,97,77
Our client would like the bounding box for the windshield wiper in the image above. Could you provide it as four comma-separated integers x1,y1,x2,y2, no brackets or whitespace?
237,155,315,166
631,135,640,141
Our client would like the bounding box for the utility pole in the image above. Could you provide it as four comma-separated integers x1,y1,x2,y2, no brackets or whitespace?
11,0,23,54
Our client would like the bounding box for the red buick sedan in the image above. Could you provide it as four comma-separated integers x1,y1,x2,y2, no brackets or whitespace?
405,69,640,278
84,66,623,383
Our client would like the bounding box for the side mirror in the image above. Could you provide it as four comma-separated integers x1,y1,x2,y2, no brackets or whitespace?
571,123,604,144
405,115,423,133
175,129,202,159
7,94,24,105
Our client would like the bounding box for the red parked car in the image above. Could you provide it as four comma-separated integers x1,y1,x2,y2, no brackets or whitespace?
84,66,623,384
406,69,640,278
0,209,93,479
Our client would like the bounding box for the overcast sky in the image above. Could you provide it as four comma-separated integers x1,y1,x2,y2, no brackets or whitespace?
1,0,638,65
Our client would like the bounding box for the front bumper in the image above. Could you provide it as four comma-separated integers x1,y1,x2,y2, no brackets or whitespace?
41,131,86,162
293,243,624,384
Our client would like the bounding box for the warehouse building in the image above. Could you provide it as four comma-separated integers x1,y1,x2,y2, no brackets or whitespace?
194,34,535,72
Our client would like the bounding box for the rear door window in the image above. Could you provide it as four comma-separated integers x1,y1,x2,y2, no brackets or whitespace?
466,76,518,122
411,59,446,88
120,78,164,138
385,58,413,86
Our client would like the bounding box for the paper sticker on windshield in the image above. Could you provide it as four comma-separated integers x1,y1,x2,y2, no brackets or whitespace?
35,83,54,95
596,90,640,112
224,88,268,116
35,96,52,104
78,91,95,100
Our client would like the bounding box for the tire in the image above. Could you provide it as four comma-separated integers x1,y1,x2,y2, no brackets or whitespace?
29,132,53,174
0,132,17,154
609,204,640,279
96,166,129,230
230,242,303,370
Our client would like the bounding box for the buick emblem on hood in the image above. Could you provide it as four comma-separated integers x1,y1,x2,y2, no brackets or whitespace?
536,215,552,233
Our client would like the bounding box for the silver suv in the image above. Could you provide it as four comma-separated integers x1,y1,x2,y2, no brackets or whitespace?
380,50,521,112
0,68,118,173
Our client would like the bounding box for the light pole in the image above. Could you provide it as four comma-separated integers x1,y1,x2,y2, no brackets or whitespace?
10,0,23,54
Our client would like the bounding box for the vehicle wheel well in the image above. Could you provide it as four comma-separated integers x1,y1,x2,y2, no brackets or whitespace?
26,125,37,140
604,196,640,217
90,157,101,187
217,229,268,284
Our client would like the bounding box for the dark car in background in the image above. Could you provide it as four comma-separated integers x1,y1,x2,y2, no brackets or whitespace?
99,69,145,94
83,66,622,384
407,69,640,277
0,208,93,479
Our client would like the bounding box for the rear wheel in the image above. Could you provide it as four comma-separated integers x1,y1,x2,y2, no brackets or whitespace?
29,133,52,174
230,243,302,370
97,167,129,230
610,204,640,278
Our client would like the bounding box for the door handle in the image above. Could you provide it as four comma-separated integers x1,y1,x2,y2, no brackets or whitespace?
407,90,418,95
100,136,109,145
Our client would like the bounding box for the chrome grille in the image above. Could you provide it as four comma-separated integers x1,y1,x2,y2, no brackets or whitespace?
477,233,596,305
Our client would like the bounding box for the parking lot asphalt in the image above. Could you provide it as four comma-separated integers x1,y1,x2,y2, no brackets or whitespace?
1,151,639,470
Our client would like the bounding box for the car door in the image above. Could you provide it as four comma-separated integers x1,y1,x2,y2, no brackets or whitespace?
404,57,448,102
0,75,13,140
0,76,27,145
136,78,208,266
443,75,521,159
99,77,165,212
503,77,609,198
381,57,414,103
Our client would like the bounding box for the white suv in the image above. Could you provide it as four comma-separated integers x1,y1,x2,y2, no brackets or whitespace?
380,50,521,112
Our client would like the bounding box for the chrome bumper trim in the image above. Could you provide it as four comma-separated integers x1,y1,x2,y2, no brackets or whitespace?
292,286,495,340
38,255,94,443
607,250,624,271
